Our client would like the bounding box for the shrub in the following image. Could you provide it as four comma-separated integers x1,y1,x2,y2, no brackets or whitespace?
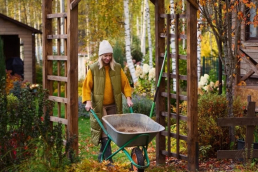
123,94,155,117
197,93,245,159
0,78,76,170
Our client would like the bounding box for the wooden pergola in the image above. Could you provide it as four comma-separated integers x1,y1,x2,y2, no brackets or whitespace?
151,0,198,171
42,0,81,155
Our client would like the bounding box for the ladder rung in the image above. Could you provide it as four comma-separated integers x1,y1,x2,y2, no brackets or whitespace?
47,55,68,61
161,92,187,101
160,14,186,19
47,12,67,19
162,73,187,81
49,96,68,103
48,75,67,82
47,34,68,39
160,33,187,40
50,116,68,125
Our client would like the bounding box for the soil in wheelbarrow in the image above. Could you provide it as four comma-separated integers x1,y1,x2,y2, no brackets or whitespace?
114,125,153,133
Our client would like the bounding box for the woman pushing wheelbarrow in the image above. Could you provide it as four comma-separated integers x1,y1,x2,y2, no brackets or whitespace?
82,40,164,171
82,40,133,165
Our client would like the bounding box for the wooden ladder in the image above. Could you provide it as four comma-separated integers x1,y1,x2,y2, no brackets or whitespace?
42,0,80,154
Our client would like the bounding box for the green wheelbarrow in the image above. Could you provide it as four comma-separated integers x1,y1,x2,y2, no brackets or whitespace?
90,107,165,171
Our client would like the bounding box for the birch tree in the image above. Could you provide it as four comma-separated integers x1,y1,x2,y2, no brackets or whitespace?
145,0,153,68
170,0,176,91
124,0,137,83
141,0,146,56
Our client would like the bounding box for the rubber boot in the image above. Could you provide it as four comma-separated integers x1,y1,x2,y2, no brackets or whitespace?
98,137,113,164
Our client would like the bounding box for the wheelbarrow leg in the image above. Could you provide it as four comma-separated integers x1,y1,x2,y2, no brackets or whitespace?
98,137,113,164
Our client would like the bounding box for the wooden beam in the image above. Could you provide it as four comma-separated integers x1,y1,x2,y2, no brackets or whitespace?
47,75,68,82
47,34,68,39
155,0,166,165
187,0,198,170
49,96,68,103
150,0,155,5
70,0,81,10
67,0,79,155
217,150,258,159
240,70,255,81
47,13,67,19
187,0,199,10
50,116,68,125
162,150,188,161
47,55,68,61
217,117,258,126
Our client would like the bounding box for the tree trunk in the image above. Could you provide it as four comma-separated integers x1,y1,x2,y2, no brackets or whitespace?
141,0,146,56
124,0,137,83
170,0,176,91
146,0,152,68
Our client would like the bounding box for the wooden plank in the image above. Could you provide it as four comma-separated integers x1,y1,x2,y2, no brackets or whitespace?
160,14,186,19
217,117,258,126
217,150,258,159
160,33,187,40
161,112,188,121
47,55,68,61
186,0,199,10
49,96,68,103
42,0,53,95
47,12,67,19
240,69,255,81
187,0,198,170
162,73,187,80
161,131,188,141
155,0,166,165
47,34,68,39
161,53,187,60
67,0,79,155
161,92,188,101
70,0,81,10
50,116,68,125
162,150,188,161
47,75,68,82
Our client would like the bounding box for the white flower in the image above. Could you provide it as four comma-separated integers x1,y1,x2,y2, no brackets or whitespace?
198,81,204,88
135,65,143,78
142,64,150,74
203,74,209,80
200,76,208,85
209,81,214,88
148,68,155,81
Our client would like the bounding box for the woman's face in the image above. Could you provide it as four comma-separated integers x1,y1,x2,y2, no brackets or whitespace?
102,53,112,65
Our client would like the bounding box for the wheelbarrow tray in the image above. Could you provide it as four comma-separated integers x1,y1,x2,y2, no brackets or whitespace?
102,113,165,147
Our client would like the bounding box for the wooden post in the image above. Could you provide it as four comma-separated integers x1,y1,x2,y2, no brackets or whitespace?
42,0,53,93
67,0,78,155
186,0,198,170
155,0,166,165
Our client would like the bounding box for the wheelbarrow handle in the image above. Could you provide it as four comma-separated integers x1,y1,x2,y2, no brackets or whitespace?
90,109,109,137
129,106,133,113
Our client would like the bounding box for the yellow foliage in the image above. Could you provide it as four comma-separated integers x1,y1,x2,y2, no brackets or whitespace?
201,32,218,57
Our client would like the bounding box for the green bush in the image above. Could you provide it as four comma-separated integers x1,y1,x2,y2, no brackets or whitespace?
123,94,155,117
0,79,76,170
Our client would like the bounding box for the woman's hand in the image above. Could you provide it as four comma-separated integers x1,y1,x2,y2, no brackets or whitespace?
85,101,92,111
126,97,133,107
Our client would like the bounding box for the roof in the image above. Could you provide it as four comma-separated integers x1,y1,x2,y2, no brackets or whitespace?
0,13,42,34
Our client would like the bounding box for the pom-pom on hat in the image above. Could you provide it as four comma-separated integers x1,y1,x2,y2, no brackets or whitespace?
98,40,113,56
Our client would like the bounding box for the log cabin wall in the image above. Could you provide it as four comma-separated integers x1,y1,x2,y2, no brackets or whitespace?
0,13,41,83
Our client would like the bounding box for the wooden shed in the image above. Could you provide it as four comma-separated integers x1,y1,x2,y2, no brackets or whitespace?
0,13,41,83
235,9,258,111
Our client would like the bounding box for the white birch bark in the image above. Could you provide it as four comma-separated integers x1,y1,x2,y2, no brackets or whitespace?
124,0,137,83
5,0,8,16
60,0,65,54
145,0,152,68
197,17,202,81
141,0,146,56
170,0,176,91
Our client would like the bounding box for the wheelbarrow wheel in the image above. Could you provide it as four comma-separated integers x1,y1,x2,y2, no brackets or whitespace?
131,147,144,172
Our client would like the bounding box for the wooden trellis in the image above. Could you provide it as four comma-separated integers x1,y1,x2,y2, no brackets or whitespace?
152,0,198,171
42,0,80,154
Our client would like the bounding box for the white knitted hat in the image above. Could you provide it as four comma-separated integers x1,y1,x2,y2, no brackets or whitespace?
98,40,113,56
